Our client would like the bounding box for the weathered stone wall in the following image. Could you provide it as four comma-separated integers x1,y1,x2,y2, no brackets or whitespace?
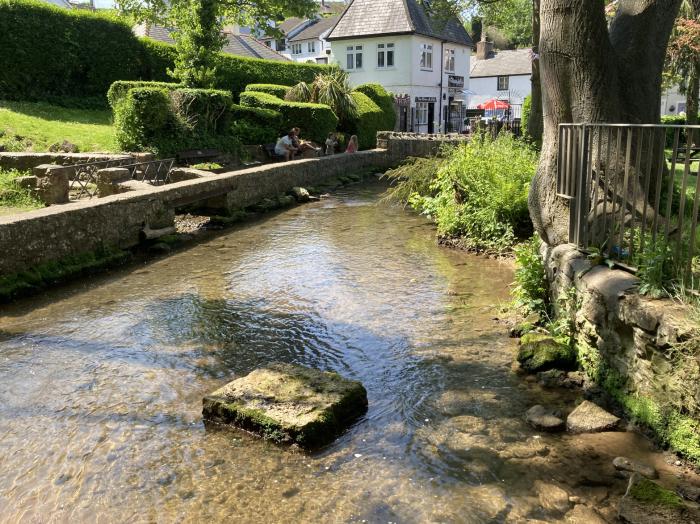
377,132,468,160
0,152,147,171
0,150,392,276
543,243,700,419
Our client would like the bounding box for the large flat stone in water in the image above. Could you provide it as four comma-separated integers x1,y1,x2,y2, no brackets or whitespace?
202,363,368,448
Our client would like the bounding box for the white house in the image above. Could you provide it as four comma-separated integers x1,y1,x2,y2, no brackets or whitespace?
469,42,532,117
327,0,474,133
285,15,339,64
661,86,695,117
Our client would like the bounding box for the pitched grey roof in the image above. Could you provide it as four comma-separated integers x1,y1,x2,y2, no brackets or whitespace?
289,15,340,42
327,0,473,47
278,17,307,36
134,24,290,62
470,48,532,78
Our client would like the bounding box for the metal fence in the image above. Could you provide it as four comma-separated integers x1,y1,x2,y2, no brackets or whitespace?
558,123,700,284
66,158,174,199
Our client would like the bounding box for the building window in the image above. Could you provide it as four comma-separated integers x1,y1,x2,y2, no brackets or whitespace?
263,40,271,47
346,45,363,70
444,48,455,73
276,39,286,52
291,43,302,55
416,102,429,125
377,43,395,68
497,76,509,91
307,41,316,53
420,44,433,70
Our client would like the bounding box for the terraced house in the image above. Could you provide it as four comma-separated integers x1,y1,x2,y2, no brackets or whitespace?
327,0,474,133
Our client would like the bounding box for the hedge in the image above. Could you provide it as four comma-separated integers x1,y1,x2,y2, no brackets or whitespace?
348,92,386,150
244,84,292,99
108,81,183,110
353,83,396,134
230,104,283,145
170,88,233,135
1,0,329,106
239,91,338,144
661,114,697,149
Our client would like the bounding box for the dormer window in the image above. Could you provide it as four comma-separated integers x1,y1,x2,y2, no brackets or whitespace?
420,44,433,70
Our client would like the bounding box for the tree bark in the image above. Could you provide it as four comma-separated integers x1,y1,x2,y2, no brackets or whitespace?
528,0,543,146
528,0,683,246
687,57,700,127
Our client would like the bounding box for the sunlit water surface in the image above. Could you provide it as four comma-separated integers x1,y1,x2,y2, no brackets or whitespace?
0,182,685,523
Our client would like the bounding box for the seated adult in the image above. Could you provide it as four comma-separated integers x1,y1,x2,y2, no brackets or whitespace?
292,127,321,156
275,131,298,161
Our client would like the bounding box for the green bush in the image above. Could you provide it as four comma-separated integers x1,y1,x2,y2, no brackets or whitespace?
113,87,176,153
347,92,385,150
239,91,338,143
521,94,531,138
661,114,693,149
512,235,549,317
230,104,283,145
244,84,292,98
0,0,144,104
170,88,233,135
353,83,396,133
107,81,183,110
409,133,538,252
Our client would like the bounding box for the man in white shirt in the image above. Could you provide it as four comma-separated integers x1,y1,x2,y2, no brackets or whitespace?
275,131,298,161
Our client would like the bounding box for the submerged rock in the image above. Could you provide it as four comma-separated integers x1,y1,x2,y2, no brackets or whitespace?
567,400,620,434
525,405,565,432
517,333,577,373
618,475,694,524
565,504,607,524
613,457,659,479
202,362,368,448
534,480,571,514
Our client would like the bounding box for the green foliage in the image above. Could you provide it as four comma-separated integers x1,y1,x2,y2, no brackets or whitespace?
244,84,292,98
168,0,225,87
0,168,42,211
239,91,338,143
347,92,385,150
286,69,357,126
0,0,144,104
170,88,233,134
409,133,538,252
512,235,549,317
661,114,693,148
113,87,174,153
636,240,675,298
381,156,442,204
521,94,532,137
478,0,533,47
107,81,183,110
354,83,396,132
230,104,283,145
630,478,683,508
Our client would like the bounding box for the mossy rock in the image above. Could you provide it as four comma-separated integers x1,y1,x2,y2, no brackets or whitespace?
517,333,577,373
630,478,683,508
202,362,368,449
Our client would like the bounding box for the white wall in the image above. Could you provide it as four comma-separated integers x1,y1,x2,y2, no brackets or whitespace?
469,74,531,107
661,86,691,116
283,32,334,63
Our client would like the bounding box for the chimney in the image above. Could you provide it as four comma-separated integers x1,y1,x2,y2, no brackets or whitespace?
476,39,494,60
223,23,241,36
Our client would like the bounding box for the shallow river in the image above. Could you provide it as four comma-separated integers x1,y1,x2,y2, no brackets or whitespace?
0,182,690,523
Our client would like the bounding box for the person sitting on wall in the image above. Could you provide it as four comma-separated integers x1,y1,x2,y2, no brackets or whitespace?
345,135,358,154
292,127,321,156
275,131,298,161
325,133,338,156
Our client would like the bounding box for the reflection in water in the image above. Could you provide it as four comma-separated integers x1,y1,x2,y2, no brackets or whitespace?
0,182,685,522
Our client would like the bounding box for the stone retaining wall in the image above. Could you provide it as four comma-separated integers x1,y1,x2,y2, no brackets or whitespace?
0,150,392,276
377,132,468,160
0,152,143,171
544,243,700,421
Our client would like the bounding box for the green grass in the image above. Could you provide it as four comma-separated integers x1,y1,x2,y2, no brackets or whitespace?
0,168,42,215
0,100,116,152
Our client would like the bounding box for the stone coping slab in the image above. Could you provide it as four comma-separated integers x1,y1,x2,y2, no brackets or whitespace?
202,362,368,448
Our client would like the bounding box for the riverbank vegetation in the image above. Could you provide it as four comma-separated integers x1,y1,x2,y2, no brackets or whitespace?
0,168,42,214
383,133,538,253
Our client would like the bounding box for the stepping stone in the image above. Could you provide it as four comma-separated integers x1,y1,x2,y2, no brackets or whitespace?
517,333,577,373
202,362,368,448
526,405,565,432
567,400,620,433
613,457,658,479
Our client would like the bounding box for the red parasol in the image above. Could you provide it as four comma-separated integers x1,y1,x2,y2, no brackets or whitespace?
476,99,510,110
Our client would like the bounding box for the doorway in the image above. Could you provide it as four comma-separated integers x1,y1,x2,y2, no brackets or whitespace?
428,103,435,134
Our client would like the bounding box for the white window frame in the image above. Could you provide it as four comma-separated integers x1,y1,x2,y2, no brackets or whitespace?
291,43,302,55
444,48,455,73
416,102,429,125
346,45,363,70
377,43,395,69
307,41,316,53
497,75,509,91
420,44,433,71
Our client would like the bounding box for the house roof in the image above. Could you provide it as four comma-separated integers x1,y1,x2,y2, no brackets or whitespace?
278,17,307,36
327,0,473,47
470,48,532,78
289,15,340,42
134,24,290,62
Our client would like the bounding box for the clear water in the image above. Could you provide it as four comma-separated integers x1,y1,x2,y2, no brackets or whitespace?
0,182,689,523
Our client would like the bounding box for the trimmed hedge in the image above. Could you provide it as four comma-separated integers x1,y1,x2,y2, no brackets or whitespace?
239,91,338,144
1,0,329,106
244,84,292,99
230,104,283,145
108,81,183,110
170,88,233,135
348,92,386,150
353,83,396,134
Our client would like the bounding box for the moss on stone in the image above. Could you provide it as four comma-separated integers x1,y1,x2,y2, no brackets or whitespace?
665,412,700,461
630,478,683,508
0,246,129,302
517,333,577,372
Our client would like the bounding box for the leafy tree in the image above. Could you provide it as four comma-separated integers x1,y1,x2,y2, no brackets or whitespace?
666,1,700,126
285,70,357,124
479,0,533,48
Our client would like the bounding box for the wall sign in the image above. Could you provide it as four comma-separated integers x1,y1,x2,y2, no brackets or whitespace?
415,96,437,103
448,75,465,88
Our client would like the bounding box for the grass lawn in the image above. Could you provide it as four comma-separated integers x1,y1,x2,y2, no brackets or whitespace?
0,168,43,215
0,100,116,152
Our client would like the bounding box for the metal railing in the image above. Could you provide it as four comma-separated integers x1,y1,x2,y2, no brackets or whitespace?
65,158,174,199
558,123,700,284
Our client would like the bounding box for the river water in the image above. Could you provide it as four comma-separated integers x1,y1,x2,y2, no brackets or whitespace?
0,182,691,523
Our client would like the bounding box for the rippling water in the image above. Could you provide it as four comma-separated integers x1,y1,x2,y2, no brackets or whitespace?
0,182,686,523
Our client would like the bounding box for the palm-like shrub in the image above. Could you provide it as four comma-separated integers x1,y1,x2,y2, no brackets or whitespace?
285,69,357,123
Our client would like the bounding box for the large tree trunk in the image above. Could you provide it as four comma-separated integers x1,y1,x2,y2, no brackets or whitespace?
528,0,682,246
528,0,543,146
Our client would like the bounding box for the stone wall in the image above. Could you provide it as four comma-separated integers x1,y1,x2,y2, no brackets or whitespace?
0,150,392,276
544,243,700,421
377,132,468,160
0,152,147,171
